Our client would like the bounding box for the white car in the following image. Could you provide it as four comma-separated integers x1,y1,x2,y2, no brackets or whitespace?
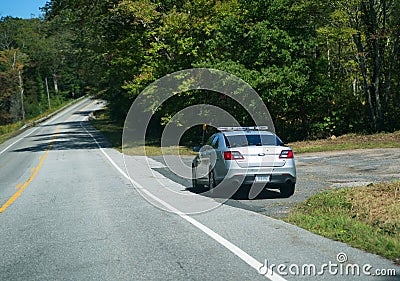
191,127,296,197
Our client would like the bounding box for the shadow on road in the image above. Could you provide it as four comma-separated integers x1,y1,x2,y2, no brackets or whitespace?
153,166,283,200
186,185,282,200
12,121,111,153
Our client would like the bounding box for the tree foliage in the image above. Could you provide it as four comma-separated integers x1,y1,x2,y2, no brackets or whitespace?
2,0,400,140
0,16,84,125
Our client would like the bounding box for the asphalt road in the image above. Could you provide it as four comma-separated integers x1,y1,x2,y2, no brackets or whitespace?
0,98,399,281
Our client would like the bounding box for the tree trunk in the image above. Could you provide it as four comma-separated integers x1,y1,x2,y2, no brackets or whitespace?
353,33,377,130
368,0,384,131
385,36,399,130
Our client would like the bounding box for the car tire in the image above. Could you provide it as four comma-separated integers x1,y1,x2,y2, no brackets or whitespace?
192,178,199,189
192,166,202,189
208,170,216,191
280,182,295,198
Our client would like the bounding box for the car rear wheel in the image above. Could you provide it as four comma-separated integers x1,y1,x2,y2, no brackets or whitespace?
280,182,295,198
208,170,216,191
192,178,199,189
192,166,202,189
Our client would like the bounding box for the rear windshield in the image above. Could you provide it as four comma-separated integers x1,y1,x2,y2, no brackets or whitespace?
224,134,282,148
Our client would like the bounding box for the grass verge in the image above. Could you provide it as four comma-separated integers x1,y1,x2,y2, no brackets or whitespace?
290,131,400,153
89,110,124,151
0,122,24,145
285,182,400,263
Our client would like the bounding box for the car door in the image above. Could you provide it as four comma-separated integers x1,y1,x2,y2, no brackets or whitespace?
195,135,217,183
211,135,227,181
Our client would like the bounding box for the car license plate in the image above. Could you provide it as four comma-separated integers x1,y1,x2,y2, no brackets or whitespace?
255,175,270,182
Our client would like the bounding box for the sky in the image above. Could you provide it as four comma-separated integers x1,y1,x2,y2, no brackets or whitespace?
0,0,49,19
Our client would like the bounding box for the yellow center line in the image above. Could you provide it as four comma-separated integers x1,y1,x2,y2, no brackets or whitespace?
0,100,97,214
0,125,62,213
79,99,98,113
65,99,97,123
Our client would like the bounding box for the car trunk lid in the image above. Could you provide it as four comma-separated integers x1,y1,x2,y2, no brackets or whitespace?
229,147,286,168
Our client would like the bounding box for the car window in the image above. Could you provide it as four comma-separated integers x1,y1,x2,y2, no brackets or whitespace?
225,134,280,147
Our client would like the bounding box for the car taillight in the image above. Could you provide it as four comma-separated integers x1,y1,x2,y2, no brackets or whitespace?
279,150,294,159
224,151,244,160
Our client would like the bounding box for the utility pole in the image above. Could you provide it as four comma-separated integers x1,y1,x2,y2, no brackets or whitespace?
18,70,26,123
45,77,51,109
13,51,25,123
53,73,59,95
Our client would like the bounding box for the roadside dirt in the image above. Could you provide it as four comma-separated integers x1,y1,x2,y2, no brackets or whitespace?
290,131,400,152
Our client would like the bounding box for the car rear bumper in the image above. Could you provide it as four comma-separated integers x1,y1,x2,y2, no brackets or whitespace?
220,165,296,187
224,173,295,186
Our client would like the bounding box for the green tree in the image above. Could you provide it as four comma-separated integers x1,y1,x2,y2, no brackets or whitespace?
299,0,400,132
39,0,400,140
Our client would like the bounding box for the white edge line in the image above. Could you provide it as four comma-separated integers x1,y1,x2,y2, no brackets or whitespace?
80,121,287,281
0,127,39,155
